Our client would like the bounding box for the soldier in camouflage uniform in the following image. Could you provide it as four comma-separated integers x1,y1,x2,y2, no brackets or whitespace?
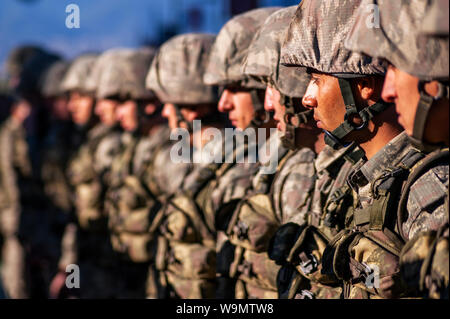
208,6,314,299
146,33,226,299
57,52,124,298
99,47,170,298
1,48,62,298
345,0,449,298
280,0,448,299
0,96,33,298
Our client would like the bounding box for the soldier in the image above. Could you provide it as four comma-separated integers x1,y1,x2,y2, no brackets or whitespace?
53,53,122,299
345,0,449,298
99,47,168,298
1,48,62,298
146,33,224,299
202,7,284,299
0,96,32,298
280,0,448,299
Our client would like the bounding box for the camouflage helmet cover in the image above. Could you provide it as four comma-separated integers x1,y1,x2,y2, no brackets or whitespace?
16,49,61,95
95,48,157,100
6,45,45,79
204,7,282,89
280,0,386,77
41,60,70,97
61,54,98,94
421,0,449,36
243,6,310,99
344,0,449,81
146,33,218,105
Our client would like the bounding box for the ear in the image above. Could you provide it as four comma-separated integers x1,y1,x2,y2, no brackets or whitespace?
356,77,375,101
145,103,156,115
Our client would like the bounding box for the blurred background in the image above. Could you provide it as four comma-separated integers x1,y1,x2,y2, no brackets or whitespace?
0,0,300,80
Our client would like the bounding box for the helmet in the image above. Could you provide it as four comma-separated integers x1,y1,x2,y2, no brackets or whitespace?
94,48,157,101
146,33,220,132
6,45,45,81
41,60,71,98
280,0,389,152
243,6,312,149
146,33,218,105
61,54,98,95
16,49,61,96
204,7,281,89
345,0,449,151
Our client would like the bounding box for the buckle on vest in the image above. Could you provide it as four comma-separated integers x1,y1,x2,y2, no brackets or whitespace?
299,252,318,275
295,290,315,299
234,221,249,240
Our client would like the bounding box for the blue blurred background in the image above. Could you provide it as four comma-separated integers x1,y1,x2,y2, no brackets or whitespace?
0,0,300,78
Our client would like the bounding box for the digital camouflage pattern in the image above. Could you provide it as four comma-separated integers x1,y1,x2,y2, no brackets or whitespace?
280,0,386,76
421,0,449,35
41,60,70,98
0,117,33,298
61,54,98,94
146,33,218,105
16,50,61,96
331,132,448,298
106,126,170,263
243,6,310,99
94,48,157,100
204,7,281,89
66,122,122,298
344,0,449,81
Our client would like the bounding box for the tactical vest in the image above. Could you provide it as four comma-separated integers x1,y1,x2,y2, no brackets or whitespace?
223,150,298,299
322,148,434,299
398,148,449,298
68,125,116,231
152,138,248,299
106,133,170,263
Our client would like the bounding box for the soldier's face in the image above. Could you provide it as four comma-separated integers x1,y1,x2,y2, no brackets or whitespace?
218,88,254,130
68,91,94,125
116,100,138,131
162,103,179,130
382,65,449,145
95,99,119,126
265,86,286,133
303,73,347,133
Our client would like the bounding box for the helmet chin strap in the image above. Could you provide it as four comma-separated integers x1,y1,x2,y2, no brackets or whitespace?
324,77,392,151
250,89,272,128
409,81,449,152
279,93,314,150
173,103,194,132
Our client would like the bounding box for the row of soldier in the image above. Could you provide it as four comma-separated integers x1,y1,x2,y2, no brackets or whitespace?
0,0,448,299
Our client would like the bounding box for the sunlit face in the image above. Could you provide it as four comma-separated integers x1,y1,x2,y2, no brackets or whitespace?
218,88,255,130
264,86,286,133
162,103,179,130
67,91,95,125
382,65,449,145
302,73,347,133
116,100,138,131
95,99,119,126
11,99,32,124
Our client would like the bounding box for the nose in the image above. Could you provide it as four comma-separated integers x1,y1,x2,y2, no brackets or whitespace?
218,89,233,113
264,87,275,112
381,67,397,104
161,103,171,119
94,101,103,116
115,104,125,121
302,82,318,110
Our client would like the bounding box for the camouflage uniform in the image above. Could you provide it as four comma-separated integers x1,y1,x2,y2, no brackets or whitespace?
97,48,172,298
61,53,124,298
280,0,449,299
345,0,449,298
0,116,33,298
